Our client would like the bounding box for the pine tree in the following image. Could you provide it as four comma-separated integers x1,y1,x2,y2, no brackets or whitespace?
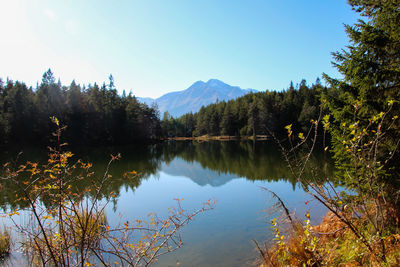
324,0,400,216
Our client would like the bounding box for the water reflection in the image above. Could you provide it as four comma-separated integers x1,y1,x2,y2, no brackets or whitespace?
0,141,330,209
162,158,239,187
0,141,330,266
161,141,293,185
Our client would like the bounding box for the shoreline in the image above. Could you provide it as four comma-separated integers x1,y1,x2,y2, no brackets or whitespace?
163,135,268,141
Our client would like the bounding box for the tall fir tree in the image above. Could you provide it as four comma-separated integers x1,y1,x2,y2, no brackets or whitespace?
324,0,400,213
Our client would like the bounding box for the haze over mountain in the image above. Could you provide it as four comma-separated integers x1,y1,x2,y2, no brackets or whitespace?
138,79,258,117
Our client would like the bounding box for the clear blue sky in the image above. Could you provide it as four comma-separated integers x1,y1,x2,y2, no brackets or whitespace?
0,0,359,98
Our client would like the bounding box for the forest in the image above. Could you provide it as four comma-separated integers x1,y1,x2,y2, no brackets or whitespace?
162,79,324,138
0,72,161,147
0,70,325,146
0,0,399,264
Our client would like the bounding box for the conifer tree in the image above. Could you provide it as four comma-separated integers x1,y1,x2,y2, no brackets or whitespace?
324,0,400,214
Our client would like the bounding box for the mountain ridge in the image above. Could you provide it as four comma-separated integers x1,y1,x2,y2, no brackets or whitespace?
137,79,258,117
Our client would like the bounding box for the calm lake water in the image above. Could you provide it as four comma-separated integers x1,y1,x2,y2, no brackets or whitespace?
0,141,328,266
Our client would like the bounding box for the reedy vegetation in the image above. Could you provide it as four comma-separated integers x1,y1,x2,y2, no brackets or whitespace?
0,227,11,258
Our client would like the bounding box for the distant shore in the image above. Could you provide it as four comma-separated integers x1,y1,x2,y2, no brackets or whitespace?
163,135,268,141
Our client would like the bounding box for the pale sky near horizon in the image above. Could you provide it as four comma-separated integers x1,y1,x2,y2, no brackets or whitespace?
0,0,359,98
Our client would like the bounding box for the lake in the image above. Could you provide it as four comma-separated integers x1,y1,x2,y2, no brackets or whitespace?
0,141,328,266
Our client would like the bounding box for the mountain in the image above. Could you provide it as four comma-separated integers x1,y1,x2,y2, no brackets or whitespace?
161,158,240,187
137,97,154,107
137,79,257,117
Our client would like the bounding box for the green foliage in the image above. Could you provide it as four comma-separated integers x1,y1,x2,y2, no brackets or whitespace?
256,1,400,266
270,103,400,264
324,0,400,216
261,2,400,264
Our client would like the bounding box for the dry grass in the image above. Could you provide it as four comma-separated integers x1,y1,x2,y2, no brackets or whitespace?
22,209,107,266
257,211,400,266
255,224,322,267
71,209,107,247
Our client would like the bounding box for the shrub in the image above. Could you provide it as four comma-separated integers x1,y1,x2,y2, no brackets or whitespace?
2,118,214,266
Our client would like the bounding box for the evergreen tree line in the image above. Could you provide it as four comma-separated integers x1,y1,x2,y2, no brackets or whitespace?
162,79,326,138
1,69,328,146
0,69,161,146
